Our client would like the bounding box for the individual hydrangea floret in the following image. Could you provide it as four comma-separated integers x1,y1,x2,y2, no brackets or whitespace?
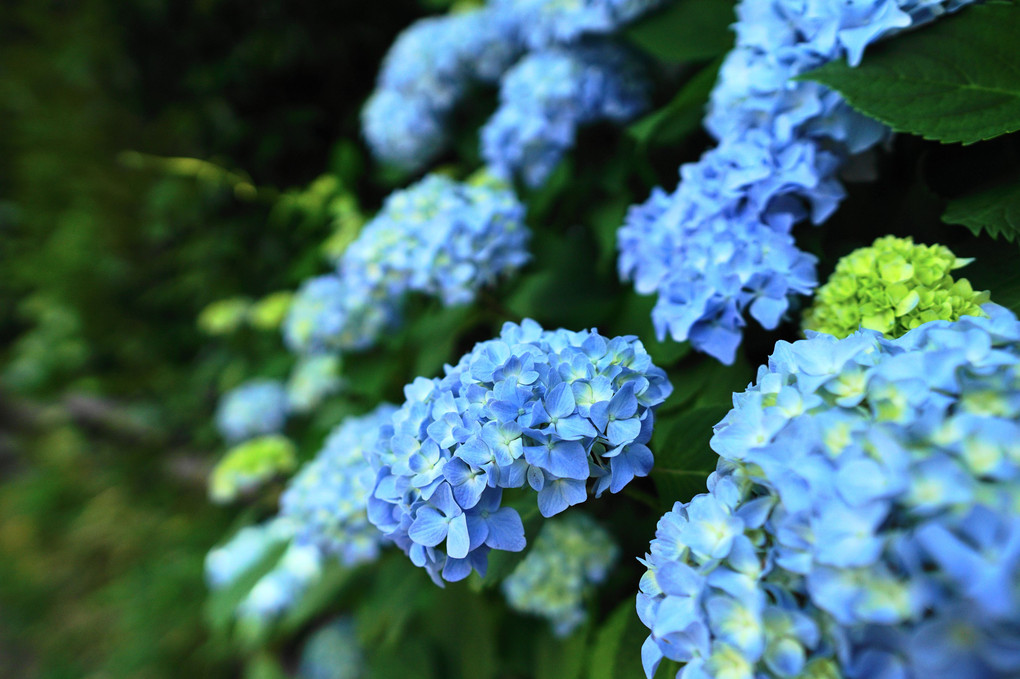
503,512,618,636
215,379,289,442
298,617,364,679
494,0,668,49
367,319,672,584
638,306,1020,679
363,7,523,171
280,404,398,567
287,354,343,413
803,236,989,338
617,0,978,364
482,42,651,188
209,435,298,503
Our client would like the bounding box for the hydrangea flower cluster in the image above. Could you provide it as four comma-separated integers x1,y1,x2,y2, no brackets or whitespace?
362,7,523,171
495,0,668,49
280,404,397,567
286,354,343,413
238,541,323,621
298,617,364,679
618,0,977,364
363,1,663,177
215,379,289,442
503,512,618,636
803,236,989,339
204,405,396,622
482,42,651,188
638,306,1020,679
205,518,295,590
367,319,672,584
209,435,297,503
283,174,530,355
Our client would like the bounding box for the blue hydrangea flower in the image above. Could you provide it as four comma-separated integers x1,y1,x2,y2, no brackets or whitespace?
287,354,344,413
363,7,523,171
367,319,672,584
215,379,289,443
361,90,449,174
286,175,530,356
205,518,295,589
503,512,618,636
283,275,391,355
493,0,668,49
298,617,364,679
238,541,323,621
280,404,398,567
205,405,396,622
639,306,1020,679
482,42,651,187
618,0,978,364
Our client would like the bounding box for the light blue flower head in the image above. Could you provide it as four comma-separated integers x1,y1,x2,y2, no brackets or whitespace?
205,518,295,590
347,173,531,307
205,405,397,623
503,512,618,636
361,90,449,173
363,7,523,171
367,319,672,584
286,175,530,355
283,275,385,355
215,378,289,443
639,306,1020,679
286,354,343,413
482,41,650,188
493,0,668,49
280,404,398,567
617,0,978,364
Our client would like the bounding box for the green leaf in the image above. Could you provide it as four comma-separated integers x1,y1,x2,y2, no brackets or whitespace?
628,60,721,147
942,173,1020,245
625,0,735,63
588,601,648,679
800,2,1020,144
650,405,731,506
277,560,358,635
536,626,589,679
432,585,499,679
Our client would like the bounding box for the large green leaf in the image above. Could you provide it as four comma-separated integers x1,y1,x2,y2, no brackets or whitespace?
650,405,731,507
942,173,1020,245
625,0,736,63
801,2,1020,144
588,601,650,679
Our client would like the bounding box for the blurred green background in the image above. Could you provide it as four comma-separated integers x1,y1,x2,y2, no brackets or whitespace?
0,1,419,676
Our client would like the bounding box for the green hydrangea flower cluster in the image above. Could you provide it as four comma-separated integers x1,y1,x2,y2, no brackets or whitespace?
502,513,618,636
210,435,297,503
803,236,989,338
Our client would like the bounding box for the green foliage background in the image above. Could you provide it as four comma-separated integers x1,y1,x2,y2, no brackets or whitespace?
1,0,1018,678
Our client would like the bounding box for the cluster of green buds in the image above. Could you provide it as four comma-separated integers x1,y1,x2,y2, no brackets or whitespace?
803,236,990,338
